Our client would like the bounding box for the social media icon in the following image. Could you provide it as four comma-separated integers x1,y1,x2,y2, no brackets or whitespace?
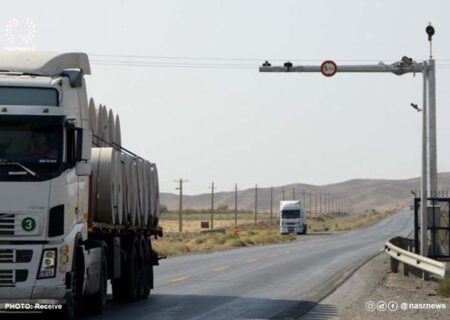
365,301,376,312
377,301,387,311
388,301,398,311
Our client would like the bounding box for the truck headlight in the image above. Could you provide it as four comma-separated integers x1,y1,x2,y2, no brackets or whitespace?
38,249,57,279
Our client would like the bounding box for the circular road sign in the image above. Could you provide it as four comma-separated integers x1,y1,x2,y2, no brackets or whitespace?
320,60,337,77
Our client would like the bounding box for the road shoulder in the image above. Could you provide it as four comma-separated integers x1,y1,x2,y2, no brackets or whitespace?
302,253,450,319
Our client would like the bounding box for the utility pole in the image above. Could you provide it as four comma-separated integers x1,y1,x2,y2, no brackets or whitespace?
209,181,217,230
282,187,285,201
254,184,258,223
308,191,312,216
234,183,238,226
292,188,296,200
315,192,318,216
270,186,273,222
319,192,322,215
174,178,188,232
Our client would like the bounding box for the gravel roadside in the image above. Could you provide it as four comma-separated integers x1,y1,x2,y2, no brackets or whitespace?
302,252,450,320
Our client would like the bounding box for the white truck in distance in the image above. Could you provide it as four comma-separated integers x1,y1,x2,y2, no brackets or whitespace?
0,52,162,319
279,200,307,235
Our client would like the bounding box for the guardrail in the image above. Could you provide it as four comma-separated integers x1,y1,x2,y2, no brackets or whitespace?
385,236,449,279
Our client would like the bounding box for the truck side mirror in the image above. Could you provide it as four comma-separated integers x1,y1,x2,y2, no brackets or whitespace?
75,128,92,176
79,129,92,161
67,125,92,175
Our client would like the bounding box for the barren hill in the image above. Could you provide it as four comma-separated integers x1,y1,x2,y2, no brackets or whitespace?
161,173,450,214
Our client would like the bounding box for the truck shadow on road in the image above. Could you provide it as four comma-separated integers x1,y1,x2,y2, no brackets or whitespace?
80,294,338,320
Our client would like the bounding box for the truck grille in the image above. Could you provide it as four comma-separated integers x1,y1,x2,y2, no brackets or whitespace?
0,214,15,236
0,213,41,236
0,249,33,263
0,270,14,287
0,250,13,263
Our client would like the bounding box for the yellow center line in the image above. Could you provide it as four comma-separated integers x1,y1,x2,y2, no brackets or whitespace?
245,258,258,263
169,276,190,283
213,265,230,272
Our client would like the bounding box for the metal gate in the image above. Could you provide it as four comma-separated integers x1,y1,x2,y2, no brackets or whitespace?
414,197,450,259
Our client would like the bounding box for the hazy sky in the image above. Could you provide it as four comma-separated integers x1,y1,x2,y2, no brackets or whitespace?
4,1,450,194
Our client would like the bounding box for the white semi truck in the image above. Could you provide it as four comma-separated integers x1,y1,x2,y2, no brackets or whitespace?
279,200,307,235
0,52,162,318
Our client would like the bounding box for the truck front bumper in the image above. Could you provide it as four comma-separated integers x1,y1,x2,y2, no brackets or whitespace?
280,226,303,234
0,242,68,302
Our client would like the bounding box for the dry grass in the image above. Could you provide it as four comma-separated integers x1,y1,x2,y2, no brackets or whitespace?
307,210,396,232
153,221,295,257
153,210,396,257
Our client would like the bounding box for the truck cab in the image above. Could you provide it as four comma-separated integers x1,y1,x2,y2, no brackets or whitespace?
279,200,307,235
0,52,160,319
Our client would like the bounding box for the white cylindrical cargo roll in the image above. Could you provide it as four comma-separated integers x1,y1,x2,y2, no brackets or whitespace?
151,164,160,226
96,105,106,147
120,153,137,225
142,161,153,227
88,98,97,146
148,165,155,225
131,159,141,226
114,114,122,146
101,105,110,145
136,160,148,226
115,153,123,225
145,162,153,227
108,109,115,145
91,147,101,219
91,148,123,224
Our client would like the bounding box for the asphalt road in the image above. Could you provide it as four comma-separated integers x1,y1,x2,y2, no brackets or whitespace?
91,210,413,320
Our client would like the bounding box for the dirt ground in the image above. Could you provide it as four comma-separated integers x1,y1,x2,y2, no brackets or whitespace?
303,253,450,320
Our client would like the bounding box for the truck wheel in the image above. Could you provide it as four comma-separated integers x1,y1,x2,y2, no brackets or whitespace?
112,235,139,302
136,235,146,300
85,246,108,313
59,244,83,320
143,237,153,298
303,224,308,235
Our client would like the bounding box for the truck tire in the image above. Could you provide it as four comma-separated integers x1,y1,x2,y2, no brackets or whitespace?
58,243,84,320
112,235,139,302
136,235,146,300
303,224,308,235
85,246,108,313
143,237,153,298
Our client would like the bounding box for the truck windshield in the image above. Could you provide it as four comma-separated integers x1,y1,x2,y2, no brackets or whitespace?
282,210,300,219
0,87,59,106
0,115,64,181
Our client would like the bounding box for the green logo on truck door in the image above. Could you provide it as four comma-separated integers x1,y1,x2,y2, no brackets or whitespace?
22,217,36,232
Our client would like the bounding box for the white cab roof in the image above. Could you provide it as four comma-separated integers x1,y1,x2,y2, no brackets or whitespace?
0,51,90,76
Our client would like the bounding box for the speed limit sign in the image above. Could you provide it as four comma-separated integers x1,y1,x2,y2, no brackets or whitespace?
320,60,337,77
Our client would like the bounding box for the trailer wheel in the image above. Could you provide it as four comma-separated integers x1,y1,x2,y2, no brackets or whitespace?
136,235,146,300
112,235,139,302
143,237,153,298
